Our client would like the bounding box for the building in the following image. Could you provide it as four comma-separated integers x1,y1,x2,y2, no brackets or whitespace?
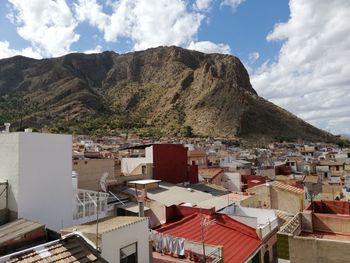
0,132,73,231
0,132,111,232
198,167,224,185
220,204,279,262
278,209,350,262
246,181,305,214
187,149,207,167
121,144,198,184
122,181,214,228
151,206,262,262
62,216,150,263
72,158,116,191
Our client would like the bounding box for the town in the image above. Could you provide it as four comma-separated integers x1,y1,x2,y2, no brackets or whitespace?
1,124,350,262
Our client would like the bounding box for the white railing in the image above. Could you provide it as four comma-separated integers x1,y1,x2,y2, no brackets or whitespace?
73,189,109,220
259,218,279,239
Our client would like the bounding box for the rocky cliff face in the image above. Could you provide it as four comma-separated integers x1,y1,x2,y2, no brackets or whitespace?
0,46,334,141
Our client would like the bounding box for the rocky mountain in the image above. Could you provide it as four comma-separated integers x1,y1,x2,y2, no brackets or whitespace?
0,46,335,142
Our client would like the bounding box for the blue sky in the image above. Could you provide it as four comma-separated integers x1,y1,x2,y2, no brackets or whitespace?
0,0,349,134
0,0,289,70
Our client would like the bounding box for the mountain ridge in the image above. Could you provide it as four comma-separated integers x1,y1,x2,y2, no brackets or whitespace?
0,46,335,142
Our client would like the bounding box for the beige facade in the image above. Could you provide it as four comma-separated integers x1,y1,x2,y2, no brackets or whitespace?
73,159,115,191
247,182,304,214
279,212,350,263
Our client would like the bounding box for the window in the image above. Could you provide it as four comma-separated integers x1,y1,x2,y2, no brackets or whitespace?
120,242,137,263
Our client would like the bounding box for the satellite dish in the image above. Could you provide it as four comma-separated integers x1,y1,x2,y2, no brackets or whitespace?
99,172,109,192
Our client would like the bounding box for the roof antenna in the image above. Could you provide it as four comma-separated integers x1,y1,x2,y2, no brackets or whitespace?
96,172,109,250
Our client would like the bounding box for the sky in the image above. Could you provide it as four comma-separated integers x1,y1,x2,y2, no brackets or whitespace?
0,0,349,135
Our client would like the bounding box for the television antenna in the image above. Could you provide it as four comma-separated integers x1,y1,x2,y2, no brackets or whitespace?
99,172,109,192
96,172,109,250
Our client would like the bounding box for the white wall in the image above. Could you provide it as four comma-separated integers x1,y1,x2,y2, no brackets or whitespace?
18,133,73,231
101,218,150,263
0,133,20,215
121,146,153,175
0,132,73,231
222,172,241,192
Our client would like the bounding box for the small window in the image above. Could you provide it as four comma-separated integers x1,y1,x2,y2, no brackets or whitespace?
120,242,137,263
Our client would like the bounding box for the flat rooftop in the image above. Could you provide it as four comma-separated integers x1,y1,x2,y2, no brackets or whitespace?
128,179,161,185
62,216,147,235
300,231,350,242
0,218,44,244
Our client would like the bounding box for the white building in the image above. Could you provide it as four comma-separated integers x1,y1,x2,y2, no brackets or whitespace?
0,132,110,232
0,132,73,231
121,146,153,176
62,216,150,263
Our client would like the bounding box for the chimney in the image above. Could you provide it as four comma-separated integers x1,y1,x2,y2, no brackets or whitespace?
4,123,10,133
138,201,145,217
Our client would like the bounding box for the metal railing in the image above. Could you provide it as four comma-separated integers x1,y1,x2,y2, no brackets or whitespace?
73,189,109,220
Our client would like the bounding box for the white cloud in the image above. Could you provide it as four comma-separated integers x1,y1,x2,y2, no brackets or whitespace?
221,0,246,10
248,52,259,64
252,0,350,134
0,41,42,59
194,0,213,11
8,0,79,57
188,40,231,54
83,44,102,54
74,0,204,50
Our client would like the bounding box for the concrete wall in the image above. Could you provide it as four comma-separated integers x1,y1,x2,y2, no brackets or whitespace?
289,236,350,263
240,194,260,208
210,172,223,186
121,157,149,176
153,144,190,184
270,187,303,214
222,172,241,192
144,199,166,228
247,184,271,209
121,146,153,176
18,133,73,231
313,214,350,234
101,218,150,263
260,233,277,263
73,159,115,191
0,133,73,231
0,133,20,217
260,168,276,180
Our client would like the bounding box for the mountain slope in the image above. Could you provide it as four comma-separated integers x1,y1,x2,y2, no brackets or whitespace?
0,46,335,141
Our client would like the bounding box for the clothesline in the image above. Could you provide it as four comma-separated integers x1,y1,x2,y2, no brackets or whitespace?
150,230,185,256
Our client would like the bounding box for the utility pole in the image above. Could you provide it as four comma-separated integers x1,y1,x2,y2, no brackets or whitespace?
96,183,100,250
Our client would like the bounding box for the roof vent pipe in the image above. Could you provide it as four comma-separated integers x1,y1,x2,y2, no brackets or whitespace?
4,123,10,133
138,201,145,217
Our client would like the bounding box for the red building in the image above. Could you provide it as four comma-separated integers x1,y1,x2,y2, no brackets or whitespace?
153,144,198,184
241,174,266,190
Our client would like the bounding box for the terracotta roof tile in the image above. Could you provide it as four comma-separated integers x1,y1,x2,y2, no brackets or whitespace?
2,234,107,263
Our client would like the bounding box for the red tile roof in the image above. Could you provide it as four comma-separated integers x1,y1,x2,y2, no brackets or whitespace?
157,213,261,262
